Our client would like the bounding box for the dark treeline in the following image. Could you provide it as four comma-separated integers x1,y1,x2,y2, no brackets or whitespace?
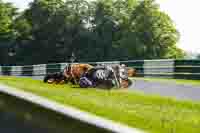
0,0,185,65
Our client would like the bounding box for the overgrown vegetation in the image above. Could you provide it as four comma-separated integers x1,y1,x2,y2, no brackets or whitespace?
0,0,185,65
0,76,200,133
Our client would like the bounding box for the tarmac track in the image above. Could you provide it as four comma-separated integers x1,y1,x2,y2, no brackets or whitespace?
32,76,200,102
129,79,200,102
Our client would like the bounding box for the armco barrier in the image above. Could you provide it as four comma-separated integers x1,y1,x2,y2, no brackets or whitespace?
1,59,200,79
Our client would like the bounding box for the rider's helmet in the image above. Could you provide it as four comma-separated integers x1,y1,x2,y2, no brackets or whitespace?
121,64,126,67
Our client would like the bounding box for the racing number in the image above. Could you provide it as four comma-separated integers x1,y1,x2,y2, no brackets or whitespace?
96,70,106,80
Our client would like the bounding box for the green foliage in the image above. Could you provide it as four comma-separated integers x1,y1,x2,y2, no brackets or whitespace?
0,0,185,65
0,0,17,40
164,45,186,59
0,0,18,64
122,0,182,59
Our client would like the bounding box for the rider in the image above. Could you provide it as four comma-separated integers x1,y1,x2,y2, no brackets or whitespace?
63,63,94,85
79,65,105,88
79,64,117,88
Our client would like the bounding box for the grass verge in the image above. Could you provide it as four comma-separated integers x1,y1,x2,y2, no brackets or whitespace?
0,76,200,133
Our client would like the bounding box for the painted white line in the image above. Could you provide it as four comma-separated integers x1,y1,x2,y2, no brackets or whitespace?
0,84,145,133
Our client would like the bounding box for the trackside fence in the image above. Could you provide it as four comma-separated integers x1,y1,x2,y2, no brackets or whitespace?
1,59,200,80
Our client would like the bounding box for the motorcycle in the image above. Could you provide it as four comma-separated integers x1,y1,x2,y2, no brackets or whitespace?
79,65,132,89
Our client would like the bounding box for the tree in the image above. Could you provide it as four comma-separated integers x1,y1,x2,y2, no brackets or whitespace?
0,0,18,64
90,0,118,60
0,0,185,65
121,0,182,59
20,0,92,64
164,45,186,59
90,0,184,60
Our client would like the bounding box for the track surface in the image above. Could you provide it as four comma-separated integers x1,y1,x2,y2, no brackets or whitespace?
30,76,200,102
129,79,200,102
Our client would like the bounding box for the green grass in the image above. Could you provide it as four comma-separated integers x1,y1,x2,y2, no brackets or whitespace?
1,76,200,133
132,77,200,86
